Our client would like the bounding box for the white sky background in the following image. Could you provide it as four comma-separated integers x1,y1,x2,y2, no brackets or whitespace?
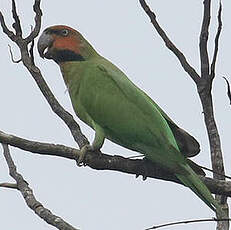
0,1,231,230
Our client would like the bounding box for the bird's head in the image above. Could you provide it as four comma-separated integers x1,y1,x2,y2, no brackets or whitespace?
37,25,96,64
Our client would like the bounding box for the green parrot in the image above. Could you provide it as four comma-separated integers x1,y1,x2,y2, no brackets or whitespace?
38,25,222,214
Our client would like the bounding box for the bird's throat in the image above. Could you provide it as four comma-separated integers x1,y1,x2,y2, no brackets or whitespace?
53,49,85,64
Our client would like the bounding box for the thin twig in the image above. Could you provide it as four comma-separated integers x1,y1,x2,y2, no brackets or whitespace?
146,218,231,230
27,69,89,148
0,12,16,41
223,77,231,105
1,144,79,230
139,0,200,84
200,165,231,180
0,183,18,189
25,0,42,43
210,1,222,80
8,45,21,63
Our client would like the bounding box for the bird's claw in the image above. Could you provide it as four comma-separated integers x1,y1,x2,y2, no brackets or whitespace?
135,157,149,181
77,144,93,166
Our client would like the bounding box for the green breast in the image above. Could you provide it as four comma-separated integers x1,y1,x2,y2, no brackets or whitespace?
59,61,94,128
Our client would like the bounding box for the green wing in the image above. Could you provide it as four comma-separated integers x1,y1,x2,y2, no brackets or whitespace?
140,90,200,157
76,58,187,172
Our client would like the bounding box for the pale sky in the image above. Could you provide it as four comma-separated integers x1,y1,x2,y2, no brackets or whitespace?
0,1,231,230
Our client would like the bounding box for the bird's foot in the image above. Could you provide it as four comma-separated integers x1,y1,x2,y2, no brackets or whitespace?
77,144,93,167
135,157,150,181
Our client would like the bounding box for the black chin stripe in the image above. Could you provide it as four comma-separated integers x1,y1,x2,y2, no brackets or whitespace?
53,50,85,63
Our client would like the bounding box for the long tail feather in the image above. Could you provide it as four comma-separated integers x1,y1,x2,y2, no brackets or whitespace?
176,164,223,215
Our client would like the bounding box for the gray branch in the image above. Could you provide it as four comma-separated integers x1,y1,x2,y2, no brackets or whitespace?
1,144,79,230
1,130,231,197
139,0,200,84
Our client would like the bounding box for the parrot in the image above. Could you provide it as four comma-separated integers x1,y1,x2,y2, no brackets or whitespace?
37,25,222,214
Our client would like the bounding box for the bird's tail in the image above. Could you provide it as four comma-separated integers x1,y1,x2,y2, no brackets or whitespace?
176,164,223,215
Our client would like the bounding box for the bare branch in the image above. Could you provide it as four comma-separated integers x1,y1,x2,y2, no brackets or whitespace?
210,1,222,80
200,165,231,180
11,0,22,36
0,130,78,160
139,0,200,84
26,69,89,148
8,45,21,63
0,183,18,189
0,130,231,197
1,144,79,230
29,37,35,65
199,0,211,79
25,0,42,43
0,13,16,41
223,77,231,105
198,1,228,229
146,217,231,230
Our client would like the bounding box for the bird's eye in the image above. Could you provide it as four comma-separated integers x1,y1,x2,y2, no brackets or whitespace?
61,29,69,36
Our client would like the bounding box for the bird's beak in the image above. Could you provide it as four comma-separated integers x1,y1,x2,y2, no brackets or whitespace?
37,31,54,59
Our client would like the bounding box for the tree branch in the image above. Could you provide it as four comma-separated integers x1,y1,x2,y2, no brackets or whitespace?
1,144,79,230
139,0,200,84
0,12,16,41
223,77,231,105
25,0,42,44
199,0,211,79
210,1,222,80
0,183,18,189
1,130,231,197
198,4,228,230
146,217,231,230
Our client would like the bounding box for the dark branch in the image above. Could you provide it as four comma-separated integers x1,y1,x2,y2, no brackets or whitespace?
210,1,222,80
0,183,18,189
223,77,231,105
26,68,89,148
11,0,22,36
1,130,231,197
198,1,228,229
1,144,79,230
25,0,42,44
0,13,16,41
200,165,231,180
139,0,200,84
29,37,35,65
199,0,211,79
146,217,231,230
0,130,78,160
